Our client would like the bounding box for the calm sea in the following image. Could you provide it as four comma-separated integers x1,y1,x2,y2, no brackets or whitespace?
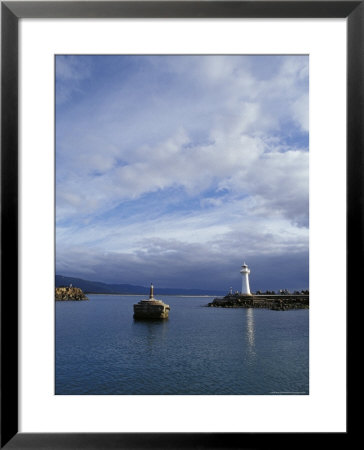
56,294,309,395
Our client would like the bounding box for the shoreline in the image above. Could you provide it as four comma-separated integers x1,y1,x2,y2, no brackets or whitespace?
84,293,219,298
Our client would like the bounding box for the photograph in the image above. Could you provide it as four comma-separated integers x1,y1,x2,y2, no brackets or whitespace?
2,0,355,445
55,54,309,396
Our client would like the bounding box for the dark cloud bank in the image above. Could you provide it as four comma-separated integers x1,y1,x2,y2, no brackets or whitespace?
57,248,309,293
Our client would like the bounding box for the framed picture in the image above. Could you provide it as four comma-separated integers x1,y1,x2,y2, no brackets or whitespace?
1,1,355,447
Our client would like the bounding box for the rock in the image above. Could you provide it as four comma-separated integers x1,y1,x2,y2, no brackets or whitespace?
207,294,309,310
55,286,88,301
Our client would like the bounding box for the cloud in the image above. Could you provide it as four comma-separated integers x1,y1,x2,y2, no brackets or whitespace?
56,55,309,289
56,55,92,104
292,93,309,132
56,242,309,292
56,194,308,290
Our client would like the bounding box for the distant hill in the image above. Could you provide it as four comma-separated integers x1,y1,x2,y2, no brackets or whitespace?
55,275,226,296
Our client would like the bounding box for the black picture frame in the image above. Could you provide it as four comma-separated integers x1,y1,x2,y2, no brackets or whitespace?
1,1,355,448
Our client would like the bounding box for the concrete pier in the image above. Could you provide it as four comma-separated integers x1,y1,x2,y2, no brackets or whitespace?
133,283,170,319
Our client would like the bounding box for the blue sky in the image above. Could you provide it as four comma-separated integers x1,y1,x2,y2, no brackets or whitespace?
56,55,309,292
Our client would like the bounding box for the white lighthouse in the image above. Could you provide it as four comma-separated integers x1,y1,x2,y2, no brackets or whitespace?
240,262,252,295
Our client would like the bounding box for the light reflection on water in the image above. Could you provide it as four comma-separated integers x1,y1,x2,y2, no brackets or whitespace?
246,308,256,359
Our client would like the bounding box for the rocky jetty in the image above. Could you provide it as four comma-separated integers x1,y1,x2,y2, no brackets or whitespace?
133,283,170,319
208,294,309,311
55,285,88,301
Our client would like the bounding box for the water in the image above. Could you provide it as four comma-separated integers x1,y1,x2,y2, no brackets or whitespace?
56,295,309,395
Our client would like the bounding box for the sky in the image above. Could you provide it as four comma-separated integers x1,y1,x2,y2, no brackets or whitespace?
56,55,309,292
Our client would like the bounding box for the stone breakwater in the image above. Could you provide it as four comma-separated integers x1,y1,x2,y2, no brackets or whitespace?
55,286,88,301
207,294,309,311
133,299,170,319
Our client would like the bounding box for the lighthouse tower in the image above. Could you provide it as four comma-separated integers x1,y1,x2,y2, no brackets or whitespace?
240,262,252,295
